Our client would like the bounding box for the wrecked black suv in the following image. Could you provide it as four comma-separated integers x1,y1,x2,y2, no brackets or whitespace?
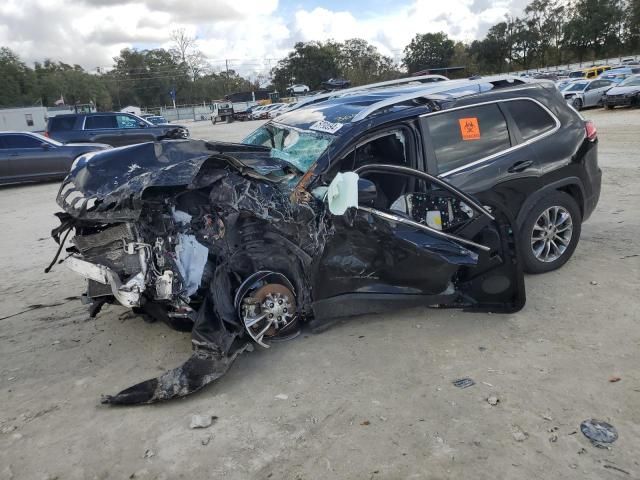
50,75,600,404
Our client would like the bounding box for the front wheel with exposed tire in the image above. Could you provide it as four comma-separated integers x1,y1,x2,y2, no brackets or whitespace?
572,98,583,111
518,191,582,274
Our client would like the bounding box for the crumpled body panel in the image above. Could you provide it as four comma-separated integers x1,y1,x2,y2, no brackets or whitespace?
50,139,520,405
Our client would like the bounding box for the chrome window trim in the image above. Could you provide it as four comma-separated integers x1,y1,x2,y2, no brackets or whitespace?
419,97,561,178
358,205,490,252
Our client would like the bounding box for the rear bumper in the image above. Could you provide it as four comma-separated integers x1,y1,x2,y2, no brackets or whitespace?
583,167,602,222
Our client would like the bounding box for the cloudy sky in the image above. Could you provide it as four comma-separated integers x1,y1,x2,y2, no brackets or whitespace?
0,0,528,78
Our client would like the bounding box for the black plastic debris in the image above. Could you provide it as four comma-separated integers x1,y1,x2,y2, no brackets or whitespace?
452,378,475,389
580,419,618,447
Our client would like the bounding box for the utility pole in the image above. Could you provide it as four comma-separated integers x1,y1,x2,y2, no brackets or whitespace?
225,59,230,95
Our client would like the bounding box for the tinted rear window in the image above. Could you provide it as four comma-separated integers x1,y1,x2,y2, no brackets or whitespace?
2,134,43,148
85,115,118,129
424,103,511,174
49,116,76,131
503,100,557,141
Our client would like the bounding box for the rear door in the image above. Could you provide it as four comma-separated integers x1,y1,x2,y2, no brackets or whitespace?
421,101,541,221
83,114,121,146
314,164,525,319
114,114,156,145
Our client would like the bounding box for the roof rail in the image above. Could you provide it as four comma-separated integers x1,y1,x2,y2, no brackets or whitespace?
289,74,450,111
350,75,532,122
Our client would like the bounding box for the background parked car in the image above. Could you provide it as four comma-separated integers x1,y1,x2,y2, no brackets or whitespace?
321,78,351,90
0,131,110,185
556,78,582,91
46,112,189,147
286,84,310,95
603,74,640,108
598,66,640,84
141,115,170,125
250,105,273,120
568,65,612,79
272,103,297,117
267,103,291,118
562,79,614,110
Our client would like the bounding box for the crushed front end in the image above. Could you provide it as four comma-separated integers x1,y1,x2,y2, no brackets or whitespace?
50,140,317,404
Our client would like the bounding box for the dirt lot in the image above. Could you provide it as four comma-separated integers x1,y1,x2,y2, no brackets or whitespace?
1,111,638,480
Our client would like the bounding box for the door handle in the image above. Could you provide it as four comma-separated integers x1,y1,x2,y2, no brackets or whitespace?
507,160,533,173
9,153,19,157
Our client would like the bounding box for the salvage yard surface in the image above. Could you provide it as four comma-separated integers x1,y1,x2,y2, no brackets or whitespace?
1,112,638,479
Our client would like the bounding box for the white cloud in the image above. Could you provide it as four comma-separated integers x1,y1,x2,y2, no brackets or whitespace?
292,0,513,58
0,0,522,75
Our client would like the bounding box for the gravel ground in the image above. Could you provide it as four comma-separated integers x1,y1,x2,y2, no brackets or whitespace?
0,110,638,480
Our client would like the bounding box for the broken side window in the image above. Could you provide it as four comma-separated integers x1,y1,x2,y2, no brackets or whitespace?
335,129,412,210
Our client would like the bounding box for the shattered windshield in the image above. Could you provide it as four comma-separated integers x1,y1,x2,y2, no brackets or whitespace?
242,123,333,173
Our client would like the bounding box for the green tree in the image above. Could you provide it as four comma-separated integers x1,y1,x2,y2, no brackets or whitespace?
34,60,111,108
0,48,37,107
469,22,512,73
107,48,189,108
337,38,399,86
402,32,455,73
272,41,342,91
626,0,640,50
564,0,625,62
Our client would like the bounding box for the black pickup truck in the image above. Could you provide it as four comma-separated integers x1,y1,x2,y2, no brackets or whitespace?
46,112,189,147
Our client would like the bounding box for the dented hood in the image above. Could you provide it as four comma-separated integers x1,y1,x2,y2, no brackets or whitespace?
58,139,300,221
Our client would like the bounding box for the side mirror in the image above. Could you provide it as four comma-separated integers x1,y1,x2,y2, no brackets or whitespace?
138,121,147,128
357,178,377,206
41,142,52,149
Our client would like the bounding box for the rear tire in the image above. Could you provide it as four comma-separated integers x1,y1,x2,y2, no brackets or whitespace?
605,104,614,110
519,192,582,274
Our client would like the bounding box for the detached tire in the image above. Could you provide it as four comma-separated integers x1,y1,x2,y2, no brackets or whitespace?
519,191,582,274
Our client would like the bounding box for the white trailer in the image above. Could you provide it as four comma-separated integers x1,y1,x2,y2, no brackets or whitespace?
0,106,48,132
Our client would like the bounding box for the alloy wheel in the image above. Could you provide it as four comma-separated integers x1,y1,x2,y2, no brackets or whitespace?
531,206,573,263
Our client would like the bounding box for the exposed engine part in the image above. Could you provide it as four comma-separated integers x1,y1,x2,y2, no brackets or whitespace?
154,237,166,268
237,271,299,348
155,270,174,300
64,255,146,307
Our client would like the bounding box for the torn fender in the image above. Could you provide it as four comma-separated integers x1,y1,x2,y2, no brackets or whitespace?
58,140,300,221
101,345,251,405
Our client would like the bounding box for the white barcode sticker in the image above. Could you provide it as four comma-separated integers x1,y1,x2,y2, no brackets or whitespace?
309,120,343,134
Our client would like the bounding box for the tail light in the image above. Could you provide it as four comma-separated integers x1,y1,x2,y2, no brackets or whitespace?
585,120,597,142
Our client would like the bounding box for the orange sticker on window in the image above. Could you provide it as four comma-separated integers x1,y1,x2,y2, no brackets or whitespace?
458,117,481,140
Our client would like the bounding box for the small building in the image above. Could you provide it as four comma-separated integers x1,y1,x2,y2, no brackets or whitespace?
0,106,48,132
121,105,142,116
